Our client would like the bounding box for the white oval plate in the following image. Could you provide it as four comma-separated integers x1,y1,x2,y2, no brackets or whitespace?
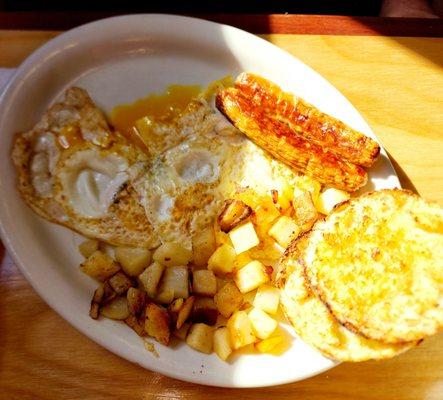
0,15,400,388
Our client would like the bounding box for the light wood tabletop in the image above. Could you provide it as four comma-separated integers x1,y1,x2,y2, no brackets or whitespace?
0,14,442,400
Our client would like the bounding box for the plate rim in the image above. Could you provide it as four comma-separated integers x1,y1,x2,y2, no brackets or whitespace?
0,13,400,388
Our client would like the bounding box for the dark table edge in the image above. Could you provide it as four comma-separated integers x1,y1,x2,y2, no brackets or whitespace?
0,12,442,37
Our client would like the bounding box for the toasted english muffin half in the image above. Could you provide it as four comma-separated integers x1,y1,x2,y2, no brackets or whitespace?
12,87,158,248
302,189,443,344
276,236,416,362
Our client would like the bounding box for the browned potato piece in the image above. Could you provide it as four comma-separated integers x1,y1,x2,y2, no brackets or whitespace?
176,296,195,329
169,298,185,313
89,285,104,319
192,270,217,297
192,227,217,268
145,303,171,346
218,199,252,233
157,266,189,299
79,239,99,258
155,288,175,304
138,261,165,299
125,314,146,336
227,310,256,350
92,285,104,303
192,297,219,326
168,298,184,328
292,189,319,231
214,282,243,318
102,281,118,305
89,302,100,319
80,250,120,281
213,327,233,360
108,271,133,295
127,287,146,315
186,323,214,354
100,297,130,320
153,242,192,267
174,322,191,340
115,247,151,277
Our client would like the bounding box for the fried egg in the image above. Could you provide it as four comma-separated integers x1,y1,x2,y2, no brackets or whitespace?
135,101,301,248
12,87,158,247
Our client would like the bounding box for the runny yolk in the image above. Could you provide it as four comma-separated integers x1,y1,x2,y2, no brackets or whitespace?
109,84,202,150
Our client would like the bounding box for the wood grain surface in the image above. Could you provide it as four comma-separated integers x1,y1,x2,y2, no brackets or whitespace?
0,13,442,36
0,26,442,400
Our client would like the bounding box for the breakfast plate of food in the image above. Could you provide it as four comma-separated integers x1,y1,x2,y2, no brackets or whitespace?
0,14,442,388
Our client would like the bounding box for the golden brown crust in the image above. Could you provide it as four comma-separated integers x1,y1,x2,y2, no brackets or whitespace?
301,189,443,344
277,230,418,361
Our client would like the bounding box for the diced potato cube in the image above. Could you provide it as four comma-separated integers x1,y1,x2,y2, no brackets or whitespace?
176,296,195,329
214,282,243,318
207,244,236,275
255,336,284,353
169,298,184,313
157,266,189,300
92,285,105,304
294,175,321,204
254,285,280,315
89,302,100,320
173,322,191,340
192,227,216,268
227,311,256,350
233,252,253,270
107,271,133,295
277,186,293,211
138,262,165,298
186,323,214,354
248,307,278,339
153,242,192,267
192,297,218,326
115,247,151,277
213,327,233,361
217,199,252,233
102,281,117,304
90,285,104,319
234,187,262,209
125,314,145,336
80,250,120,281
229,222,260,254
215,314,229,328
252,199,281,238
145,303,171,346
241,289,257,310
192,270,217,297
314,187,350,215
214,227,230,246
100,297,130,320
268,216,300,248
216,277,230,292
234,260,269,294
99,242,116,259
155,288,175,304
127,287,146,315
79,239,99,258
292,189,318,231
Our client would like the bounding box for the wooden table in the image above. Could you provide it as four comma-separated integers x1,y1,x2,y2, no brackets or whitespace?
1,14,442,400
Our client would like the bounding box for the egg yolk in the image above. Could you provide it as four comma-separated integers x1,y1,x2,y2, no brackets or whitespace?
110,84,201,150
